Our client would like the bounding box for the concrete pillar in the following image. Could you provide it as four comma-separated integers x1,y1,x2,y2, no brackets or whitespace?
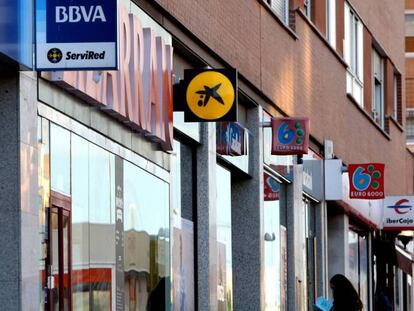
231,106,264,311
196,122,218,310
284,164,305,311
0,71,39,310
327,211,349,286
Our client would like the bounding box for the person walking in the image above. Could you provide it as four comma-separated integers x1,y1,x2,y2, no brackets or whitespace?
329,274,363,311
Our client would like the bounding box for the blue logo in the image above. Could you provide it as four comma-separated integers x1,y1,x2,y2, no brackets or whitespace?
387,199,412,215
46,0,117,43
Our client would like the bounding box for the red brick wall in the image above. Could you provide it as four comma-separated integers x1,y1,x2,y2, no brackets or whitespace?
154,0,413,193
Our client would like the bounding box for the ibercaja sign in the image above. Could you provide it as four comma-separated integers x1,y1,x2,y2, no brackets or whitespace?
348,163,385,199
36,0,117,70
42,5,173,151
271,117,310,155
383,196,414,230
216,122,246,156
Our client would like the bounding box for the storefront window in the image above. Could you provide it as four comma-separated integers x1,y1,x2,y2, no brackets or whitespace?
71,134,90,310
38,117,50,309
124,161,170,310
348,229,369,310
263,173,281,310
304,198,317,310
171,140,195,310
50,123,71,196
216,165,233,310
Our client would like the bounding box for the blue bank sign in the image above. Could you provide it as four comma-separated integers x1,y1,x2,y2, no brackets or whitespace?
36,0,117,70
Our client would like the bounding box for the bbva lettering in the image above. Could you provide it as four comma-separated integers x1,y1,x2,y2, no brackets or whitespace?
56,6,106,23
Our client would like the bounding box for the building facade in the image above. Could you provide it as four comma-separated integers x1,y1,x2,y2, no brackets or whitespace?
0,0,412,310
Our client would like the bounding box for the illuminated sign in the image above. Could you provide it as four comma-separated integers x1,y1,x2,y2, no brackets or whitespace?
271,117,310,155
217,122,246,156
36,0,117,70
348,163,385,199
383,196,414,230
42,6,173,150
181,69,237,122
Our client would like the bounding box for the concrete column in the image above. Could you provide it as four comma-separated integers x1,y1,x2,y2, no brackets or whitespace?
196,122,218,310
231,106,264,311
0,71,39,311
327,211,349,287
285,164,305,311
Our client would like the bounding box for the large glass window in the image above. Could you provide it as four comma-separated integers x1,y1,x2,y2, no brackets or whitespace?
51,123,71,196
216,165,233,310
263,173,282,310
124,161,170,310
348,229,369,310
44,118,171,311
171,139,195,311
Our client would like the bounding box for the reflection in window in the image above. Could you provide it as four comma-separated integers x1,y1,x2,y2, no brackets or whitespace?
216,165,233,310
263,174,281,310
51,123,71,195
171,140,195,310
348,229,369,310
71,134,90,310
124,161,170,310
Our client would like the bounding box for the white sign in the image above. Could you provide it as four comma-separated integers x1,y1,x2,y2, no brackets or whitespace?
383,196,414,230
35,0,117,70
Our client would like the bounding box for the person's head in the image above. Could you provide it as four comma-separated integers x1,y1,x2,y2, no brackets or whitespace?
330,274,363,309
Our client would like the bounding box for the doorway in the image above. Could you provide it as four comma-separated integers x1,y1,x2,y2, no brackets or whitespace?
45,191,72,311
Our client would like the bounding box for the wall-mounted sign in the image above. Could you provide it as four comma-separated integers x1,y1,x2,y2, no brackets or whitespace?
36,0,117,70
42,5,173,150
217,122,246,156
264,173,280,201
0,0,33,68
180,69,237,122
383,196,414,230
271,118,310,155
348,163,385,199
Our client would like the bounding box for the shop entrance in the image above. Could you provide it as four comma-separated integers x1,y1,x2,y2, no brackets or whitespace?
45,191,72,311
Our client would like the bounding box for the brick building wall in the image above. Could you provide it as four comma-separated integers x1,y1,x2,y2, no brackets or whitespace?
152,0,413,194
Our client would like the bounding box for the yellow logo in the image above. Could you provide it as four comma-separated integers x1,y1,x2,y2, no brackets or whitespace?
186,71,235,120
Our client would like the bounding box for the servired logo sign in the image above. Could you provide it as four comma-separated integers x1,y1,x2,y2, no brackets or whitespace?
383,196,414,230
348,163,385,199
36,0,117,70
271,118,310,155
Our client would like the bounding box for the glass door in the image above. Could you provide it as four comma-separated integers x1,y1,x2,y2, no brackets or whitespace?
46,192,72,311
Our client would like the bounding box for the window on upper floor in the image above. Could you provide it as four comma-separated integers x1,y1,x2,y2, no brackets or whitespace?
372,49,384,128
326,0,336,48
344,2,364,105
267,0,289,24
304,0,311,19
406,110,414,144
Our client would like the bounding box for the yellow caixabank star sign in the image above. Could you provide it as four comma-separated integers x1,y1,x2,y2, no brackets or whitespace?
182,68,238,122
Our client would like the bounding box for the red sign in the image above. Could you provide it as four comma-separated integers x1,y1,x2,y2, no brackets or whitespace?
264,173,280,201
271,118,310,155
348,163,385,199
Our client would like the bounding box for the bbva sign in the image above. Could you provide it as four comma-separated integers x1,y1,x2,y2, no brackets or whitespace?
55,5,107,23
